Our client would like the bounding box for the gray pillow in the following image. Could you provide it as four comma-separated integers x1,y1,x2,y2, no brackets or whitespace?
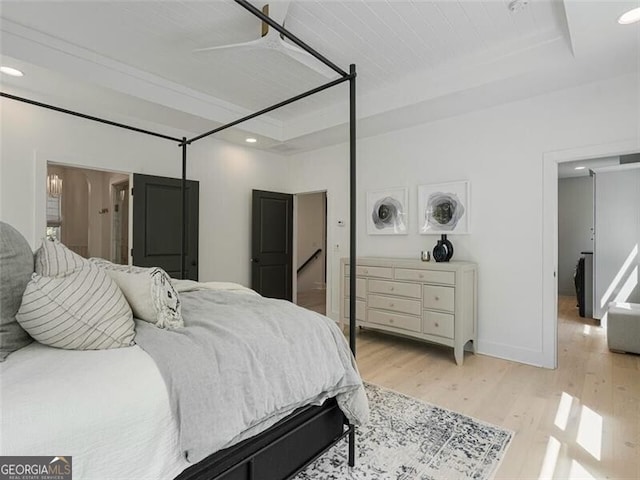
0,222,34,360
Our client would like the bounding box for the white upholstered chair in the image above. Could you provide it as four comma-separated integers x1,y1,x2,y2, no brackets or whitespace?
607,302,640,355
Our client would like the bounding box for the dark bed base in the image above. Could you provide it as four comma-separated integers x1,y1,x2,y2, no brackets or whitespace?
175,398,354,480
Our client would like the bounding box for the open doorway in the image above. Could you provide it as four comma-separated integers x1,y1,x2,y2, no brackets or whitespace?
557,158,603,354
46,163,130,263
555,153,640,362
294,191,327,315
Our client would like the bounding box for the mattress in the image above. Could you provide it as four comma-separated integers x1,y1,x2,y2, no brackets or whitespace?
0,342,190,480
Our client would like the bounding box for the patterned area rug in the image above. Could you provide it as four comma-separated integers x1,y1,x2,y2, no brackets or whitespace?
296,383,513,480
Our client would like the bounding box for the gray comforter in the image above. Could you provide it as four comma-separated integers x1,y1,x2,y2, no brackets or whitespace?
135,289,369,464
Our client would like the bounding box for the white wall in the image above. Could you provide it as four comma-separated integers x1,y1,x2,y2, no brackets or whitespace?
0,95,292,285
558,176,593,296
290,73,640,367
186,139,292,285
593,164,640,320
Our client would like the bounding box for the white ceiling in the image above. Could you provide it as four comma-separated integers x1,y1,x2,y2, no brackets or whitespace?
1,0,638,153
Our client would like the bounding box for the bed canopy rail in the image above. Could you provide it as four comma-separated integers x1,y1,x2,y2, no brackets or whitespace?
0,91,183,143
185,74,352,145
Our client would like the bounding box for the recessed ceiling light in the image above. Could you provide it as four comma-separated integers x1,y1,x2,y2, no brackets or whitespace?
618,7,640,24
574,166,586,170
245,138,257,143
0,66,24,77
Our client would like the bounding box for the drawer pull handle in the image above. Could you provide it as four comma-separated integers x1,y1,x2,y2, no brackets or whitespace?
389,303,394,307
418,274,424,279
390,287,394,291
363,269,368,274
435,296,440,301
389,318,394,323
435,322,439,327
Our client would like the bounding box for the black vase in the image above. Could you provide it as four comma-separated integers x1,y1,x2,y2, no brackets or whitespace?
433,234,454,262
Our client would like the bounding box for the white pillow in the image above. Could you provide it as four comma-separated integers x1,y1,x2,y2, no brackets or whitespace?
16,264,135,350
89,259,183,329
35,237,86,277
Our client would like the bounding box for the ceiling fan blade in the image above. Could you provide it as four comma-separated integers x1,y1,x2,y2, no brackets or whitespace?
193,37,266,54
279,40,337,78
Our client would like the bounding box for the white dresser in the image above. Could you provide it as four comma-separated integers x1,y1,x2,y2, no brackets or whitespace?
341,257,477,365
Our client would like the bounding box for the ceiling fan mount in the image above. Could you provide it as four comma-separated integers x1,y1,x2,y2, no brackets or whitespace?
194,2,336,78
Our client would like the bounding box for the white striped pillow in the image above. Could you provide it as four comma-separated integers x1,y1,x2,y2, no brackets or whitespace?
35,237,86,277
16,263,135,351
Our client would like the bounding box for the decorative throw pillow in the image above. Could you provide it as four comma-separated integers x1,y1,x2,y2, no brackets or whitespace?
35,237,86,277
0,222,34,361
89,259,183,329
16,263,135,351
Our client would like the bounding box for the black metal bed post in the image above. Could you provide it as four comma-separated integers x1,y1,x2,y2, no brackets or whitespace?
348,63,357,358
348,63,357,468
181,138,188,280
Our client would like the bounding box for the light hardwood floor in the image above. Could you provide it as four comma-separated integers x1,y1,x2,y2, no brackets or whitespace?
354,296,640,479
297,289,326,315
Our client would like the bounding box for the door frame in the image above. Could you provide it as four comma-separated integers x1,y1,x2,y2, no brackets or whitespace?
542,138,639,369
110,179,130,264
292,190,328,311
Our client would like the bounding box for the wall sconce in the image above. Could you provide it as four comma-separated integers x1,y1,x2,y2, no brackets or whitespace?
47,174,63,197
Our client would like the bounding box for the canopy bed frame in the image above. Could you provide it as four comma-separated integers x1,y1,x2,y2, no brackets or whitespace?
1,1,358,478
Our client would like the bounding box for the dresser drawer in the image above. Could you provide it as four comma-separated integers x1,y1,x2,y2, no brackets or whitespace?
344,277,366,299
423,311,454,339
368,309,421,333
368,279,421,299
368,294,421,316
395,268,455,285
356,265,393,279
344,299,365,321
423,285,455,312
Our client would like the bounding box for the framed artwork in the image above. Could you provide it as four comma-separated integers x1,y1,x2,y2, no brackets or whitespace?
366,187,408,235
418,181,470,234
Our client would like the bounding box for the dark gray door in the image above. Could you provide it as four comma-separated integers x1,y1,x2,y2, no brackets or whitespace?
251,190,293,300
132,174,199,280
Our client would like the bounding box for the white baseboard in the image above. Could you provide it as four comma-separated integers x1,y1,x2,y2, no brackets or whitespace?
476,339,551,368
